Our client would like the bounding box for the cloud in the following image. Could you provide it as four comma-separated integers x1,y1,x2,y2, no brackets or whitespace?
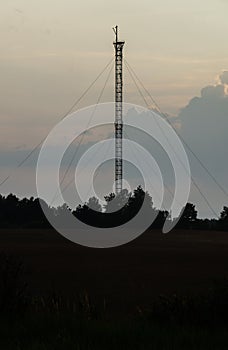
201,84,225,98
178,74,228,217
179,78,228,165
220,71,228,85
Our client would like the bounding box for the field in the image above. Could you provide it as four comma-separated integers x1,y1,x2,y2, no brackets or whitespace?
1,228,228,314
1,228,228,349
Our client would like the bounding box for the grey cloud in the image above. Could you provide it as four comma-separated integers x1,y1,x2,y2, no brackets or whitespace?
179,79,228,217
201,84,225,98
220,71,228,84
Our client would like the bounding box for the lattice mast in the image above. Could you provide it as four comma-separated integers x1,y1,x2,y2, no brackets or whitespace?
113,25,125,195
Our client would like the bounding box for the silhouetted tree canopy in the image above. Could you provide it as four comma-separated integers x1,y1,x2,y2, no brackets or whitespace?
219,206,228,230
176,203,198,229
0,190,227,231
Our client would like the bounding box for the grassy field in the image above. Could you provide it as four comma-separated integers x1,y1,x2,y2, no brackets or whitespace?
2,315,228,350
1,228,228,349
1,228,228,312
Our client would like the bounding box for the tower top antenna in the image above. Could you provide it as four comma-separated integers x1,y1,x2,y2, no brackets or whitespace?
112,25,118,43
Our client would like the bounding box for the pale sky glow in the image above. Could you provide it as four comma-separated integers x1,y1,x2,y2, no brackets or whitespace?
1,0,228,130
0,0,228,218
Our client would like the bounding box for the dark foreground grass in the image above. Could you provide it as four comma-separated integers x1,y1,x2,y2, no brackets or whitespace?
1,314,228,350
1,253,228,349
2,285,228,350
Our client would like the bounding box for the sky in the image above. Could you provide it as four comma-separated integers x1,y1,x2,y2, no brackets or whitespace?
0,0,228,218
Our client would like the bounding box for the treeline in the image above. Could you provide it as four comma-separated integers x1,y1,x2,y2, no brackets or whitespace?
0,186,227,231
